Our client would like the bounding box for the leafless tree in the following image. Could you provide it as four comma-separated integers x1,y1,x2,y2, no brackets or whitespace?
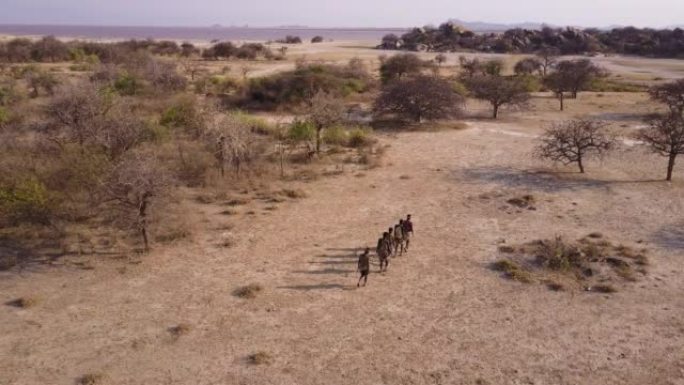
637,113,684,181
46,83,113,146
180,59,205,81
536,47,560,77
649,79,684,116
103,151,173,251
308,91,344,153
24,68,59,98
206,114,261,176
373,75,464,123
464,75,530,119
536,120,615,173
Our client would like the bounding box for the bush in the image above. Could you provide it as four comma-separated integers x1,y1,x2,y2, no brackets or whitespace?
159,96,204,136
233,283,263,298
0,106,11,127
322,125,348,146
0,177,55,226
243,62,371,109
311,36,324,43
347,127,373,148
288,119,316,142
113,72,142,95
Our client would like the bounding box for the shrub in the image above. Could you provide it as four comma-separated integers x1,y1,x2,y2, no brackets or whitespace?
113,72,142,95
5,296,40,308
248,351,273,365
159,96,204,137
288,119,316,142
243,62,371,108
322,125,347,146
491,259,532,283
0,177,55,226
311,36,324,43
347,127,373,148
233,283,263,298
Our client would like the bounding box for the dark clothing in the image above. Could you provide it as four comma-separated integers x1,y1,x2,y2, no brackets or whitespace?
358,252,370,272
403,220,413,233
376,238,385,254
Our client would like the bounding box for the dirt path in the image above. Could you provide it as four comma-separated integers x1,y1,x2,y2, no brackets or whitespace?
2,123,684,385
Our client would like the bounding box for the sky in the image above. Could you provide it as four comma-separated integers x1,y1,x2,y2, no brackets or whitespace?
1,0,683,28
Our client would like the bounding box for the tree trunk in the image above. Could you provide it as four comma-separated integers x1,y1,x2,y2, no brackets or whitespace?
316,127,322,153
666,153,676,181
559,93,564,111
139,194,150,252
492,104,499,119
578,156,585,173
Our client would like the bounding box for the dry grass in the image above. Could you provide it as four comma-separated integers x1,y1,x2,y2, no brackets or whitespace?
506,194,535,208
497,245,516,253
233,283,263,299
491,259,533,283
496,235,648,292
225,198,251,206
5,296,40,308
77,373,105,385
247,351,273,365
220,209,238,216
168,323,191,339
280,188,308,199
545,281,565,292
588,284,617,293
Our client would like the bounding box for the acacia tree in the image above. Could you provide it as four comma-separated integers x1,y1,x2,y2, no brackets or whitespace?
464,75,530,119
379,53,426,84
638,113,684,181
543,70,573,111
554,59,605,98
536,120,615,173
514,57,543,76
308,91,344,153
104,151,173,251
46,83,113,146
373,75,464,123
206,114,260,176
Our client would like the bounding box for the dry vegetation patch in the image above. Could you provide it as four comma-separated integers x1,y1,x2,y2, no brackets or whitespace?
5,296,40,308
247,351,273,365
77,373,106,385
233,283,263,299
493,234,649,292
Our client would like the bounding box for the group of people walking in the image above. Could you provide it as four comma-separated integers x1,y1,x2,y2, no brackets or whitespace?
357,214,414,287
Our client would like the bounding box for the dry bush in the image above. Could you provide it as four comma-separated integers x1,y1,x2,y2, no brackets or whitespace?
103,150,174,251
507,194,535,208
233,283,263,299
496,235,648,292
5,296,40,308
168,323,191,339
491,259,533,283
280,189,307,199
248,351,273,365
77,373,106,385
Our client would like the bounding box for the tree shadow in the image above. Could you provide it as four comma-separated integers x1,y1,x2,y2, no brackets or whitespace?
651,223,684,251
277,284,350,291
292,268,356,275
455,166,634,193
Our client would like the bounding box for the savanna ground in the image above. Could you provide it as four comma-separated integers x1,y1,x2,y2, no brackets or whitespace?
2,39,684,385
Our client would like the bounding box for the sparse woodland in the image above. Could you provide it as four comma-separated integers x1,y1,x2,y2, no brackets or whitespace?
0,35,681,268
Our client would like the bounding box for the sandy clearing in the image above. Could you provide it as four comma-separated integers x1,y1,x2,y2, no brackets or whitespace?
2,118,683,385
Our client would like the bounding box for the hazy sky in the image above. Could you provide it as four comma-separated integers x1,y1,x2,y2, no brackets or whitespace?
1,0,682,28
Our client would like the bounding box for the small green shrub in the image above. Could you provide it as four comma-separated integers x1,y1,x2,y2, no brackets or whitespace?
492,259,532,283
288,119,315,142
347,127,373,148
323,125,348,146
0,178,55,225
113,72,141,95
